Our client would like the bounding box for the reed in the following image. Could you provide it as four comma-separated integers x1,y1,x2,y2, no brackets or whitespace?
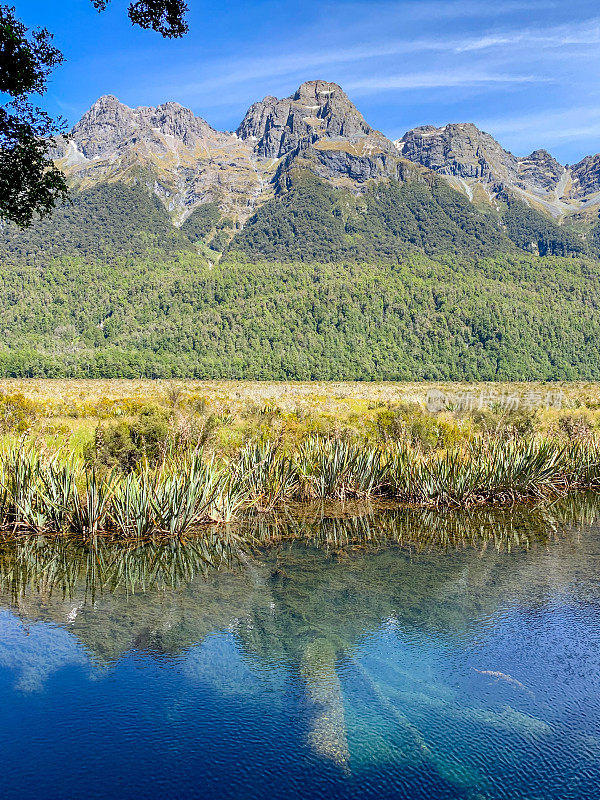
110,468,157,537
233,441,297,510
150,455,222,535
70,470,118,536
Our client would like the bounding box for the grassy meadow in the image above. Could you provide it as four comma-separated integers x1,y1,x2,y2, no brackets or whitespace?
4,378,600,451
0,379,598,538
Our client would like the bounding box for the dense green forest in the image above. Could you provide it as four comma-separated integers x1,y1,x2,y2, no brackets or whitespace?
234,171,598,261
233,171,512,261
0,249,599,379
5,173,596,265
1,178,599,379
502,198,588,257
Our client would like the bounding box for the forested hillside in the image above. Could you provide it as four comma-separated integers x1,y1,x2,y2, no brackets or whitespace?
233,172,512,261
1,177,599,380
0,246,599,379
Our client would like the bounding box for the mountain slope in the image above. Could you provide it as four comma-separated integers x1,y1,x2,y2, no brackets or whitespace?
50,79,600,239
1,247,599,380
232,170,510,261
0,177,599,380
52,81,419,227
53,94,268,225
1,80,599,379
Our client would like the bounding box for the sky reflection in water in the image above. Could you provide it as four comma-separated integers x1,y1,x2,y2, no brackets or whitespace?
1,498,599,800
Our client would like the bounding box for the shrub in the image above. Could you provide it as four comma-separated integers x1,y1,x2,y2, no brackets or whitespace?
0,393,39,433
469,408,538,440
375,403,457,451
554,414,594,440
86,406,170,470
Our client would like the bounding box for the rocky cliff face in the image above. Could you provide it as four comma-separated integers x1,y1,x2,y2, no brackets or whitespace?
55,82,412,224
516,149,565,193
395,122,600,219
237,80,390,158
396,123,569,210
54,80,600,227
237,80,411,188
569,154,600,199
54,95,268,224
398,123,516,185
68,95,224,158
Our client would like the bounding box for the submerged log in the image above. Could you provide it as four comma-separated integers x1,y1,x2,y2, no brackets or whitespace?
300,637,350,768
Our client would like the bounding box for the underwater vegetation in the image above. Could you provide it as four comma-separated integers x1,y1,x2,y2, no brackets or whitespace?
0,435,599,538
2,490,599,792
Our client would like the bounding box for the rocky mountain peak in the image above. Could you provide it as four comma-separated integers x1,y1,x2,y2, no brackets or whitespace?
68,96,221,159
71,95,138,158
54,95,262,225
83,94,129,117
53,81,600,228
516,149,565,193
396,122,517,184
236,79,387,159
569,153,600,198
396,122,572,211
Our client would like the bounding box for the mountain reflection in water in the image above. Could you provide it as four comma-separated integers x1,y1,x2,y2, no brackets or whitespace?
1,495,600,800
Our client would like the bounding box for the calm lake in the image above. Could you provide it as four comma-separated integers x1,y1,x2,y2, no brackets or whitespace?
1,498,600,800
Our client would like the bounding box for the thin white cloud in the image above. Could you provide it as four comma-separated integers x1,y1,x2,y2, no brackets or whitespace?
346,72,548,92
456,18,600,52
156,40,448,99
156,16,599,105
479,106,600,135
475,106,600,155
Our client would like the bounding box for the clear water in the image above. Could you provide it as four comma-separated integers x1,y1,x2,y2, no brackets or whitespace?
1,498,600,800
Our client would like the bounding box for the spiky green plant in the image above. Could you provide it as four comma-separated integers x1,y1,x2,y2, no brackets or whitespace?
295,437,358,499
151,454,222,535
39,456,79,531
1,442,41,528
110,468,157,537
233,441,296,510
71,470,119,537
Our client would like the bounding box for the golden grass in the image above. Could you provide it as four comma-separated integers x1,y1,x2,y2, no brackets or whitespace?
3,379,600,457
3,378,600,411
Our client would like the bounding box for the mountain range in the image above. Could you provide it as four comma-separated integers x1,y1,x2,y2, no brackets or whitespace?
53,80,600,232
1,80,600,380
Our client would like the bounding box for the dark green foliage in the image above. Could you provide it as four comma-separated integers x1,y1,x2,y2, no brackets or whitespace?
181,203,236,251
0,177,599,380
502,198,587,257
0,247,599,379
92,0,188,38
0,5,62,95
358,178,509,259
0,5,68,227
0,182,194,259
86,406,170,470
233,171,511,262
181,201,221,242
590,215,600,254
233,172,355,262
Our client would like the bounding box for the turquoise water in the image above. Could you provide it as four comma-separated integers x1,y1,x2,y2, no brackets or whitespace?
1,499,600,799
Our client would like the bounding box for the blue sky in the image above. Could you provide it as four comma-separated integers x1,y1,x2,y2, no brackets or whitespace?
16,0,600,163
